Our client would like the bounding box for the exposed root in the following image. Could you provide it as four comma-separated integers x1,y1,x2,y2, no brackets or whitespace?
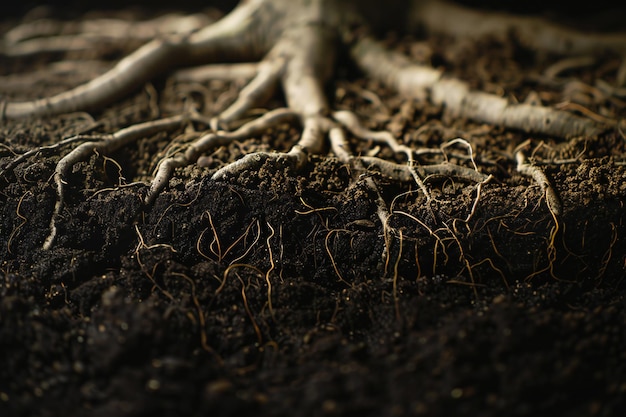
7,191,30,255
514,140,563,217
43,114,195,249
411,0,626,56
524,208,561,282
241,280,264,345
595,223,618,284
2,12,213,56
264,222,276,320
1,0,621,253
392,229,403,321
172,62,258,84
351,36,606,138
170,272,221,359
147,108,297,205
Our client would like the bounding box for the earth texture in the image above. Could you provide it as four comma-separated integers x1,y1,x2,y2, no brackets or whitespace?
1,1,625,416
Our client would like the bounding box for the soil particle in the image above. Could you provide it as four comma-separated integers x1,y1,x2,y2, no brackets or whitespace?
1,3,625,417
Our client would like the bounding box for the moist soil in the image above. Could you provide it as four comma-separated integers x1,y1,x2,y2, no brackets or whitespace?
1,3,625,417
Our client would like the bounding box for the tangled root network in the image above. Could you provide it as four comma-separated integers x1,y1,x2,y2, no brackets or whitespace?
1,0,624,249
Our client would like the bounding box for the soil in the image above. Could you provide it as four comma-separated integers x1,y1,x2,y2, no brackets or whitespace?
1,2,625,417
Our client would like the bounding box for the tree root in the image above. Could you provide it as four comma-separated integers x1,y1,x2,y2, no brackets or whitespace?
1,0,622,249
1,12,213,57
411,0,626,56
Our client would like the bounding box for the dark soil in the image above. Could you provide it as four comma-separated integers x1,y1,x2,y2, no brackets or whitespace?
1,3,625,416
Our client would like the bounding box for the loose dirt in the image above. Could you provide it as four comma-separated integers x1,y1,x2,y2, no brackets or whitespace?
1,3,625,416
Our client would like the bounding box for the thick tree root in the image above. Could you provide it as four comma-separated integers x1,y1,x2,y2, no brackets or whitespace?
1,0,622,249
351,36,605,139
1,12,213,57
411,0,626,56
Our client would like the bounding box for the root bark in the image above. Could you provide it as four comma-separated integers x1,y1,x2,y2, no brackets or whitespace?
1,0,623,249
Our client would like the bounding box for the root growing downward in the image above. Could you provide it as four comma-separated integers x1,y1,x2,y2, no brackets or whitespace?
0,0,622,250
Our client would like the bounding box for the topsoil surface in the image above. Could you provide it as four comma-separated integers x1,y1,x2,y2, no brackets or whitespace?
1,2,625,416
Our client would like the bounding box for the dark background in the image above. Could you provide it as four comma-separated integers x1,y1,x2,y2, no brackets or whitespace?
4,0,626,27
4,0,237,16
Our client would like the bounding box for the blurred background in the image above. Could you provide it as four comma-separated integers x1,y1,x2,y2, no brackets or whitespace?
3,0,626,31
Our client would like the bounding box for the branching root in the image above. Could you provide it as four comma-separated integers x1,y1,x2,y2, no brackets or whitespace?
1,0,620,256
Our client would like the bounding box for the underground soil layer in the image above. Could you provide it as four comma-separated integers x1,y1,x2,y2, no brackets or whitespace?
1,3,625,417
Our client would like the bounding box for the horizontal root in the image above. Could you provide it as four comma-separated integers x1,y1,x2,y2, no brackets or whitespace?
146,108,298,204
352,36,607,138
412,0,626,56
358,157,489,185
2,13,212,56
